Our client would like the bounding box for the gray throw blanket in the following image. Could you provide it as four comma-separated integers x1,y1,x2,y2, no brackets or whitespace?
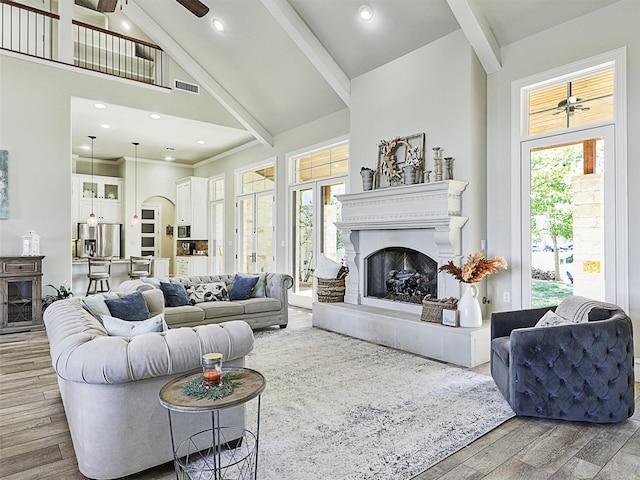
555,295,620,323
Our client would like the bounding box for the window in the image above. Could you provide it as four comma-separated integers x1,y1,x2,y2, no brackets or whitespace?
527,68,614,136
241,166,274,194
209,176,225,275
293,144,349,183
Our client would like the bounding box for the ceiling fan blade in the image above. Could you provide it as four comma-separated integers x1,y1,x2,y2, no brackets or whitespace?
176,0,210,17
96,0,118,13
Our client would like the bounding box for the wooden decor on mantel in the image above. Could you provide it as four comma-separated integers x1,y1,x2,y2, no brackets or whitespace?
377,132,425,189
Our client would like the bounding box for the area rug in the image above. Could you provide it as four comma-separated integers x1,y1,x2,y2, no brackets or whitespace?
243,310,515,480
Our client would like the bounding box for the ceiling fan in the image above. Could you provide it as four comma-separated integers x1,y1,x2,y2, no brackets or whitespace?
96,0,210,18
553,96,590,116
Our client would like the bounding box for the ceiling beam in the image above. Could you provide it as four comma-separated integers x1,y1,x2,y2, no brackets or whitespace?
446,0,501,74
260,0,351,107
122,1,274,147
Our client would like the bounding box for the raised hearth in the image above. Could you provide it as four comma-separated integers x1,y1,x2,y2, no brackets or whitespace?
311,181,481,367
312,302,490,367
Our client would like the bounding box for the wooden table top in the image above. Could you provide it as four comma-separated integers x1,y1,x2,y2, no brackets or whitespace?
159,367,266,413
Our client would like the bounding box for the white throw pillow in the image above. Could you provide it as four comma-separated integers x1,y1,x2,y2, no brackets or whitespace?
314,253,342,279
535,310,573,328
101,313,168,337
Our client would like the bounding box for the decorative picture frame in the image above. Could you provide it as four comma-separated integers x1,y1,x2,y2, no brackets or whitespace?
442,308,459,327
376,132,425,189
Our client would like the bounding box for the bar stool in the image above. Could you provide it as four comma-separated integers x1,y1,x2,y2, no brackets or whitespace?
86,256,112,296
129,255,153,280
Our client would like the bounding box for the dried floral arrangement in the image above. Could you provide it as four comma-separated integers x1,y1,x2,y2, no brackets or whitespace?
439,253,508,284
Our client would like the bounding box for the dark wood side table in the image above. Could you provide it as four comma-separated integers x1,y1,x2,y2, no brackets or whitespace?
159,367,266,480
0,256,45,334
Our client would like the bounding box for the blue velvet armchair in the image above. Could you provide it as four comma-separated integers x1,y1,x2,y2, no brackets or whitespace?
491,304,635,423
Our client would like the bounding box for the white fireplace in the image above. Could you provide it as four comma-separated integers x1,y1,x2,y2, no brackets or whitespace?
312,180,491,368
336,180,468,314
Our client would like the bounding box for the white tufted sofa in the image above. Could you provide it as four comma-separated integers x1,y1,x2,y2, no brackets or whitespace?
43,289,255,479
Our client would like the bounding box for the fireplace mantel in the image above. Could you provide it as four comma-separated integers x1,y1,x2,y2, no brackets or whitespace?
337,180,468,230
336,180,468,307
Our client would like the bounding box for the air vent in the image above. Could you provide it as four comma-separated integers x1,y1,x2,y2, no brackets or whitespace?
173,79,200,95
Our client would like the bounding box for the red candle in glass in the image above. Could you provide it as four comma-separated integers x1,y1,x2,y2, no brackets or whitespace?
202,353,223,388
203,369,222,385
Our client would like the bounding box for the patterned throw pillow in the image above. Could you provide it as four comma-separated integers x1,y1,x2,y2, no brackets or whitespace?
535,310,573,328
186,282,229,305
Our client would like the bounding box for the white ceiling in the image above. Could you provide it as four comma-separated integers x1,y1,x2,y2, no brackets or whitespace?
70,0,621,165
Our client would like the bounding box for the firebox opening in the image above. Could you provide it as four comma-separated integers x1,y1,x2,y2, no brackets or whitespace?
366,247,438,304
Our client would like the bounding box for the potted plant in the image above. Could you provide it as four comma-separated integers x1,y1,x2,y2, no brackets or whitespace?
43,281,73,311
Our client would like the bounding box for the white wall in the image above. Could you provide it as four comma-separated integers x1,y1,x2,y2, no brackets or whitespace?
486,0,640,349
195,108,350,274
350,29,488,301
0,53,224,287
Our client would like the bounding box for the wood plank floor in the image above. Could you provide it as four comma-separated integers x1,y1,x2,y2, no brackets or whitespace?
1,314,639,479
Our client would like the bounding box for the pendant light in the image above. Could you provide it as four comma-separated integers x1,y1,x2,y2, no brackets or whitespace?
131,142,140,227
87,135,98,227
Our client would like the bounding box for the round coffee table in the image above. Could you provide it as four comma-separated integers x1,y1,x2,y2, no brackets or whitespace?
159,367,266,480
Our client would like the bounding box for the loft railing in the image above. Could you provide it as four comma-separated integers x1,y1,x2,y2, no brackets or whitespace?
0,0,56,60
0,0,167,87
73,20,164,85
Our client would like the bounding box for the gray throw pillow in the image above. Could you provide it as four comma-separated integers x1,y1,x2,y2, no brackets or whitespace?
82,292,119,321
229,274,260,301
250,273,267,298
104,291,150,321
159,282,191,307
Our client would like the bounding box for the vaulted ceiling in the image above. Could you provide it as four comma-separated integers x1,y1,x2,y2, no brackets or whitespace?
70,0,620,164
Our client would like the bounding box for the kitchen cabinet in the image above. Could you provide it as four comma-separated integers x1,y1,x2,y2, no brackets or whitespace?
72,175,123,237
175,256,208,277
0,256,44,334
175,177,208,239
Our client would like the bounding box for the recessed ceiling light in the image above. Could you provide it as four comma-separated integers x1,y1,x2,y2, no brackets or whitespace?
100,123,111,129
81,145,90,150
164,156,174,161
150,113,161,119
94,103,106,109
197,140,205,145
121,21,131,31
358,4,374,21
211,18,226,32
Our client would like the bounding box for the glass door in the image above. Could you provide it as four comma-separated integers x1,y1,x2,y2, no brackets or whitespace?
237,192,275,273
521,125,615,307
290,179,346,308
140,204,161,257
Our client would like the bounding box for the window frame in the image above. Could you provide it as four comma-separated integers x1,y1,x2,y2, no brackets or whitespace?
510,48,628,311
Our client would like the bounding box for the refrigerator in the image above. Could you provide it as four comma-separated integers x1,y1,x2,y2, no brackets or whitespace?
77,223,122,258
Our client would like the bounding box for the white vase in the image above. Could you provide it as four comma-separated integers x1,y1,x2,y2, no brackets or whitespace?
458,283,483,328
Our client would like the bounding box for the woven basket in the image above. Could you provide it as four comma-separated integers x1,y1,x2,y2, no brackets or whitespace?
317,277,346,303
420,296,458,323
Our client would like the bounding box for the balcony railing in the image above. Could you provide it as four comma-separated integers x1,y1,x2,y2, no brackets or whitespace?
0,0,167,87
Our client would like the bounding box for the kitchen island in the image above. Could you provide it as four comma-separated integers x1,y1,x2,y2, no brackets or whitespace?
71,257,169,297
